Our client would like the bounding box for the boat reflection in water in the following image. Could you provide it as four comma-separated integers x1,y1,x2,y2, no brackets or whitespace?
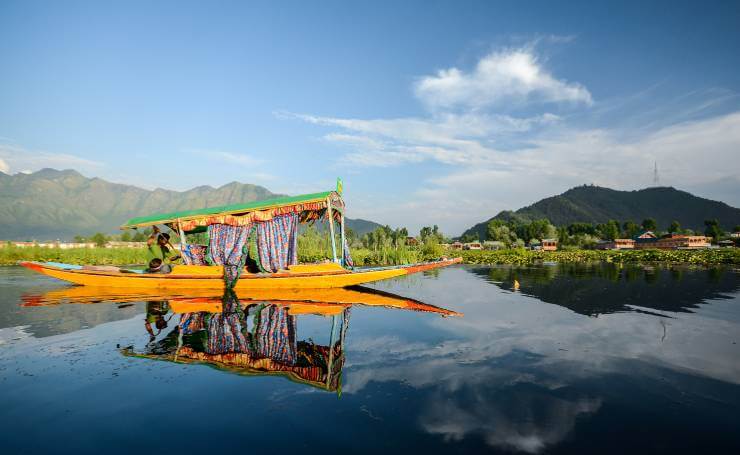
22,286,460,392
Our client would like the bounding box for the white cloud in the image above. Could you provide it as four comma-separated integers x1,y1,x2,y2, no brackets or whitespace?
288,111,560,167
281,43,740,234
0,143,103,175
415,48,593,109
0,157,8,173
342,112,740,234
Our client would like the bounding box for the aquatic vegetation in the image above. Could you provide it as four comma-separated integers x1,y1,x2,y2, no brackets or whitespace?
0,245,147,266
460,248,740,266
2,243,737,267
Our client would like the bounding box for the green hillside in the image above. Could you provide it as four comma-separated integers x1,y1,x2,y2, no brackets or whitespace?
462,185,740,240
0,169,380,240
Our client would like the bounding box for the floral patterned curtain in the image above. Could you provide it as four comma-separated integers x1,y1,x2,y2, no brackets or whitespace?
255,213,299,273
206,223,250,287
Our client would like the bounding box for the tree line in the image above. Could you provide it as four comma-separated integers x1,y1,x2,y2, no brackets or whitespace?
472,218,739,249
73,227,155,246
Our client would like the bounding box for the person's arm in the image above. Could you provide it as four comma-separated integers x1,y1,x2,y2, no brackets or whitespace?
146,226,161,246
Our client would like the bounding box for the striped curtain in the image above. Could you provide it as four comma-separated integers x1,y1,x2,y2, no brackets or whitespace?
207,223,250,287
343,242,354,268
205,291,248,354
253,304,297,365
255,213,299,273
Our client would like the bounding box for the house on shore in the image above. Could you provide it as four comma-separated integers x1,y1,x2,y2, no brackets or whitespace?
634,231,658,249
106,241,147,249
529,239,558,251
542,239,558,251
595,238,636,250
483,240,505,250
655,234,711,249
1,241,97,249
464,242,482,250
634,232,711,250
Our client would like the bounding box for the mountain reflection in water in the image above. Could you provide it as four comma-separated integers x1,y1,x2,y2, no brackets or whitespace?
469,262,740,316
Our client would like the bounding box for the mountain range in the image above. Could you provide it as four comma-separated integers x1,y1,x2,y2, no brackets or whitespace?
462,185,740,240
0,169,381,240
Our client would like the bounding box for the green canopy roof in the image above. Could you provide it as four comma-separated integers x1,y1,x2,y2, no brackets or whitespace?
121,191,336,229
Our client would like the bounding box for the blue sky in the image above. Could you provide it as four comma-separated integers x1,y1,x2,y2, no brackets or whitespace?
1,0,739,235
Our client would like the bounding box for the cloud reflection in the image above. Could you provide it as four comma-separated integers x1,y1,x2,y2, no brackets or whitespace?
348,266,740,452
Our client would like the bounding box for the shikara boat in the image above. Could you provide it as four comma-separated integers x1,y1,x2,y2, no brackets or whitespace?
19,258,461,290
20,182,461,289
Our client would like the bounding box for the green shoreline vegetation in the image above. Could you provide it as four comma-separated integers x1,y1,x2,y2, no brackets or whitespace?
1,243,737,267
2,220,738,267
459,248,739,266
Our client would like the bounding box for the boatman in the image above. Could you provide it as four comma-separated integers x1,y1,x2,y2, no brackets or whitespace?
146,229,181,265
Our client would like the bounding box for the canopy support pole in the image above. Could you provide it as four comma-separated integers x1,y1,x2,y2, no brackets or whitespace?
327,198,338,263
326,314,338,388
177,219,188,264
340,213,346,266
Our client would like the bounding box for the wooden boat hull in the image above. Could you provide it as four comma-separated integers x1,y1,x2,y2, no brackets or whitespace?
19,258,462,290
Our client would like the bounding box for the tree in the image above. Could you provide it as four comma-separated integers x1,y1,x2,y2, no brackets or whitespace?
461,233,479,243
622,221,640,238
641,218,657,231
131,231,147,242
487,220,517,247
90,232,108,247
120,231,132,242
344,227,356,247
524,219,557,241
668,220,681,234
73,235,86,243
734,225,740,233
420,225,444,243
704,219,722,241
568,223,597,236
598,220,620,240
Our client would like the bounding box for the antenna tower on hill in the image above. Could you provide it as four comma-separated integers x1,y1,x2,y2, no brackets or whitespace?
653,161,659,186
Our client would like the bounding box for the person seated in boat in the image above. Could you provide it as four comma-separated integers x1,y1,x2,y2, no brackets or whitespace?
146,231,181,265
145,258,173,274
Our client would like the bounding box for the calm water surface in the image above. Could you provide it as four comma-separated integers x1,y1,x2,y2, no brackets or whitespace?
1,263,739,454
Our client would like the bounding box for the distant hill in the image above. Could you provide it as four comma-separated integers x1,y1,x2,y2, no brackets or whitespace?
0,169,380,240
462,185,740,240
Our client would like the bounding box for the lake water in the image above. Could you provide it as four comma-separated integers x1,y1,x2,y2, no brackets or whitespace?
1,263,739,454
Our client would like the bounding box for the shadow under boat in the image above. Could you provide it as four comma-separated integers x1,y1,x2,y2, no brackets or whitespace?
21,285,460,393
